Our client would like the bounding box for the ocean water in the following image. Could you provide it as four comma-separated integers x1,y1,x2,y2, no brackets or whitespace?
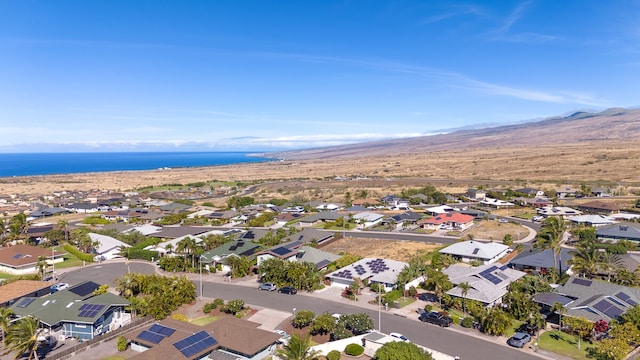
0,152,271,177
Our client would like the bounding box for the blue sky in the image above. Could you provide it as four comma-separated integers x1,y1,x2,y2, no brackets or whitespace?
1,1,639,152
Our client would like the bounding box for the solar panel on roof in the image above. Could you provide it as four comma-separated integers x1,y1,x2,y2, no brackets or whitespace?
16,298,36,308
593,299,623,319
272,247,291,256
243,231,255,239
138,330,165,344
499,265,509,270
150,324,176,337
69,282,99,297
173,331,217,357
572,278,592,287
315,259,330,269
472,248,480,255
79,304,90,311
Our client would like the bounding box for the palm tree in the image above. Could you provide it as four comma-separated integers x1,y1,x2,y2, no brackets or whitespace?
551,301,566,331
56,220,69,244
425,269,453,308
35,256,47,280
568,240,600,278
3,316,40,360
276,332,320,360
459,282,471,316
614,267,640,286
0,307,14,344
534,216,566,274
598,251,623,282
8,213,27,242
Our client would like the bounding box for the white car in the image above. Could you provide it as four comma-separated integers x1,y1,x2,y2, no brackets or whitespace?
273,330,290,345
50,283,69,293
389,332,410,342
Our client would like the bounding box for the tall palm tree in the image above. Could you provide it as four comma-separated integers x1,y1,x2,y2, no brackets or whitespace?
56,220,69,244
3,316,40,360
8,213,27,242
276,332,320,360
551,302,566,330
0,307,14,344
425,269,453,308
614,267,640,286
534,216,566,274
459,282,471,316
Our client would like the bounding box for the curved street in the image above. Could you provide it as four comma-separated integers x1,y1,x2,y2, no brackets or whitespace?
58,261,560,360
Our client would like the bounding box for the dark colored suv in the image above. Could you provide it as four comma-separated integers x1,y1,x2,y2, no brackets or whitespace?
419,311,453,327
278,286,297,295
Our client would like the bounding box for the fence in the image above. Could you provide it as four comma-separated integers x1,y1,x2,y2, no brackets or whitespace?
46,316,153,360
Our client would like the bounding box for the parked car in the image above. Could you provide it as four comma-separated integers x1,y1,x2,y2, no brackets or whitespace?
258,282,276,291
278,286,297,295
389,332,410,342
507,332,532,348
50,283,69,294
419,311,453,327
498,218,508,223
273,330,290,345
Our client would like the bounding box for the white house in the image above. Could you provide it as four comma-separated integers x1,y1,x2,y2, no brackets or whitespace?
325,258,408,291
444,263,526,306
439,240,510,264
89,233,130,261
352,212,384,228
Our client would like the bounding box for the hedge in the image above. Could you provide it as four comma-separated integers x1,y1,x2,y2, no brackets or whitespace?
63,244,94,262
327,350,341,360
344,343,364,356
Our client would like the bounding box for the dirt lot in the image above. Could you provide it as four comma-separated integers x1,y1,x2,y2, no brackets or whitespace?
319,237,442,262
464,220,528,242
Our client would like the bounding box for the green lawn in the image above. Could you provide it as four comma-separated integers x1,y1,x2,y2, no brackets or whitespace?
0,272,17,281
101,356,126,360
190,315,220,326
538,330,594,359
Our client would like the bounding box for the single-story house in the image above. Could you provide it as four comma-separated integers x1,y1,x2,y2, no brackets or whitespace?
201,240,264,272
575,201,621,215
425,205,455,215
0,244,66,275
324,258,408,291
148,226,220,240
537,206,582,217
479,198,515,209
0,280,52,307
280,228,334,245
352,212,385,228
67,202,101,213
420,212,475,231
556,186,580,198
597,223,640,242
384,211,424,229
516,197,553,208
439,240,510,265
507,248,572,274
127,317,280,360
515,188,545,197
591,187,613,197
296,212,343,227
89,233,130,261
255,240,339,269
444,263,526,306
28,207,70,220
10,281,130,341
568,215,617,227
535,276,640,322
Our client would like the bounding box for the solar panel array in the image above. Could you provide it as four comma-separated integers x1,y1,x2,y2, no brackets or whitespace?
354,264,366,276
478,266,502,285
136,324,176,344
593,299,624,319
12,253,23,259
499,265,509,271
16,298,36,308
70,282,99,297
173,330,217,358
366,259,390,274
572,278,592,287
333,269,353,279
243,231,255,239
78,304,105,318
615,292,638,306
271,247,291,256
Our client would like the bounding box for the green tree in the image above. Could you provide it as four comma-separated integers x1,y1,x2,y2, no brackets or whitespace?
614,267,640,286
276,332,320,360
340,313,374,335
534,216,566,273
551,302,566,330
310,313,336,335
459,282,471,316
424,268,453,308
373,341,433,360
335,254,361,268
480,307,512,336
224,255,253,278
3,316,40,360
8,213,27,242
563,316,593,349
568,240,600,278
292,310,315,329
0,307,14,344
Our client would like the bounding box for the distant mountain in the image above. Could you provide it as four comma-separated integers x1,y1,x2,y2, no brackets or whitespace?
268,108,640,160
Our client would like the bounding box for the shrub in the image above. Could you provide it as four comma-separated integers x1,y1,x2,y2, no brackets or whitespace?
292,310,315,328
461,317,474,328
424,304,433,312
63,244,94,262
344,343,364,356
327,350,341,360
451,315,460,325
221,299,244,315
117,335,128,352
172,313,188,322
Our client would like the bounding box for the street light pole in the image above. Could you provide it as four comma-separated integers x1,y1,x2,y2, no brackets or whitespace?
378,283,381,332
199,256,203,300
51,247,55,281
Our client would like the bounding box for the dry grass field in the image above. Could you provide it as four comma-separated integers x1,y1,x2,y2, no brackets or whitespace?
464,221,530,242
2,140,640,202
319,237,443,262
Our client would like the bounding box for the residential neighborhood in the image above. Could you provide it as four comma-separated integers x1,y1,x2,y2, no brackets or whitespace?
2,183,640,360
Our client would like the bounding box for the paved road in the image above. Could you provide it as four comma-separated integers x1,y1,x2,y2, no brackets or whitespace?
60,263,551,360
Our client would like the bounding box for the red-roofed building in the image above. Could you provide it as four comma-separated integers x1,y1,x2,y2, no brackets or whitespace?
0,244,66,275
420,212,475,230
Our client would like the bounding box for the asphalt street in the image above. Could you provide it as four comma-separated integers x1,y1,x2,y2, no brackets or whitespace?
60,262,552,360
